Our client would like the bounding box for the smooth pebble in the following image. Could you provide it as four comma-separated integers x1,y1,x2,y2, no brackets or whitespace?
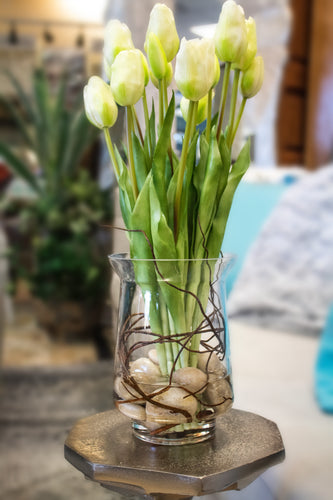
148,349,159,365
118,402,146,420
146,387,198,424
130,357,161,385
205,377,233,415
172,367,207,393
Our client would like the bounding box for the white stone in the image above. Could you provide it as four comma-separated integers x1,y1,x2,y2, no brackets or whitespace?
130,357,162,385
205,377,233,415
197,351,226,376
148,348,159,365
172,367,207,394
114,375,141,402
146,387,198,424
118,402,146,420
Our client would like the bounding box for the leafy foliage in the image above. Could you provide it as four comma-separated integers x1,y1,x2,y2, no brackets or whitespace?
0,68,113,302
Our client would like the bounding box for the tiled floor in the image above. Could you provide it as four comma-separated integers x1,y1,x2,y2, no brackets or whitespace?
2,301,100,367
0,300,118,499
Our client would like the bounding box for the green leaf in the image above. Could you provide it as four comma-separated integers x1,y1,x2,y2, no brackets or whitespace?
51,73,69,173
150,180,186,332
165,146,185,236
143,101,156,171
143,129,151,171
211,111,219,129
153,94,175,164
116,149,135,209
217,132,231,200
129,172,153,259
132,133,148,192
53,73,67,123
0,142,41,193
149,101,156,153
118,188,132,229
53,108,71,179
62,110,98,177
184,133,226,340
164,153,173,188
0,95,34,149
176,131,198,262
207,139,251,258
151,93,175,219
33,68,52,169
193,130,223,257
3,70,36,123
150,179,177,261
114,145,135,227
193,134,209,199
167,164,179,231
171,149,179,171
190,134,209,255
129,173,157,291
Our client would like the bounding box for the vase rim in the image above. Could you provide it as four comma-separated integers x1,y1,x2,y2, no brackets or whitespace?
108,252,236,264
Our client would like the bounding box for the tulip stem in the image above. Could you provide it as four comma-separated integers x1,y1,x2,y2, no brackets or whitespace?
217,62,231,141
103,127,120,179
230,97,246,146
206,88,213,143
126,106,139,200
226,68,240,147
174,100,196,241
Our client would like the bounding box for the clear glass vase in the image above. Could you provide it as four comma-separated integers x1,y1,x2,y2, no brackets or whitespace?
109,253,235,445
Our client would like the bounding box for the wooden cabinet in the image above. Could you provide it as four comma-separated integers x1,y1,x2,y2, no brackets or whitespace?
277,0,333,169
276,0,312,166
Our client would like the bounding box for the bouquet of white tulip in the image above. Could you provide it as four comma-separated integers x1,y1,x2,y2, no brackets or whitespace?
84,1,264,442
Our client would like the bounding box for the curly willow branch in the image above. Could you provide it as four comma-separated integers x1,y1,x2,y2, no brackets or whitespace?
110,225,228,422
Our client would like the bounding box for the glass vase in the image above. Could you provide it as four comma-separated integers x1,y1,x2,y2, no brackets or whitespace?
109,253,234,445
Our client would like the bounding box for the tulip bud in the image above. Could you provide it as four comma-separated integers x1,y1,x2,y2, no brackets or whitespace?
111,49,145,106
103,20,134,79
146,32,168,80
233,17,257,71
83,76,118,129
145,3,179,62
214,0,247,65
175,37,216,101
150,62,173,89
180,92,213,125
240,55,264,98
243,17,257,69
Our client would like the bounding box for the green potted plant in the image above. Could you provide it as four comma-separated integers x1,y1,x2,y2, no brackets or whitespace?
83,0,264,443
0,67,114,343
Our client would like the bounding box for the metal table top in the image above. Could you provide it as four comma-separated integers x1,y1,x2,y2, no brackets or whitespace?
65,408,285,499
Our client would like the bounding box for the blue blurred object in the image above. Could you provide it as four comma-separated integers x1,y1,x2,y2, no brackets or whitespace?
315,304,333,413
222,179,289,295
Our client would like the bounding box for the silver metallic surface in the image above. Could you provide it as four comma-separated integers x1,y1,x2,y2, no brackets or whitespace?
65,409,285,499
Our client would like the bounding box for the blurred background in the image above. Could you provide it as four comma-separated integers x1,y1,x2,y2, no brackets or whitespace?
0,1,333,499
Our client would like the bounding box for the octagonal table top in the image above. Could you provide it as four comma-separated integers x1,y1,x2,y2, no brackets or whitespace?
65,408,285,499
